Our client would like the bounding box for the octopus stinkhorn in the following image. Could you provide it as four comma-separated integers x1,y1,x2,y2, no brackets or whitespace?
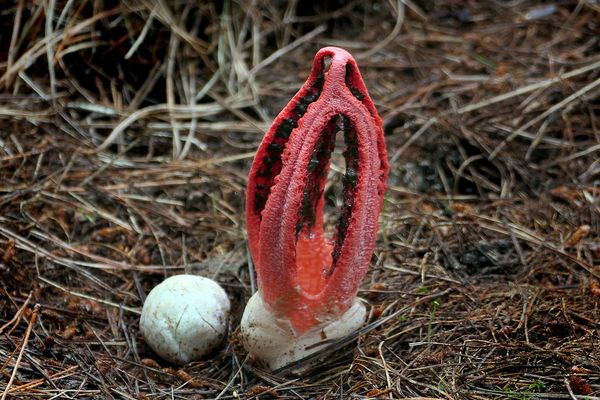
241,47,388,370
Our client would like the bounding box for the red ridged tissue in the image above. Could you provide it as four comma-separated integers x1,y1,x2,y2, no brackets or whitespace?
242,47,388,370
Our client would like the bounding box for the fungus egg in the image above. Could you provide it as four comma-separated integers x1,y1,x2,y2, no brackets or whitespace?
140,274,230,365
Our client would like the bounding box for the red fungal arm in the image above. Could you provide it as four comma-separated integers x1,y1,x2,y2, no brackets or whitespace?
246,47,389,334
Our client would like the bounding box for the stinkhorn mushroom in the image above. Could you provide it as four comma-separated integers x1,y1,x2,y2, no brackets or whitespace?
241,47,389,370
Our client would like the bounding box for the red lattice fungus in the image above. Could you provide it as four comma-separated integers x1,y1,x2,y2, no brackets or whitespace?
246,47,389,334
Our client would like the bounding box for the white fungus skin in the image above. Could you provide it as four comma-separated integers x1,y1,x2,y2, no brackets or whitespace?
241,292,366,370
140,275,230,365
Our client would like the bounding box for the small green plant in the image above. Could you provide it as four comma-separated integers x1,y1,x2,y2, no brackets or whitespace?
440,202,453,217
427,298,441,341
501,380,547,400
502,385,528,400
79,208,96,223
431,299,441,314
473,53,497,69
526,379,546,393
417,286,429,294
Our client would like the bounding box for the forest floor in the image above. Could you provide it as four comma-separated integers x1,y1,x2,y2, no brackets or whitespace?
1,1,599,399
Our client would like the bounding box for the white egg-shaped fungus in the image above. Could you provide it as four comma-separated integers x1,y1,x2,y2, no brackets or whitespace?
140,274,230,365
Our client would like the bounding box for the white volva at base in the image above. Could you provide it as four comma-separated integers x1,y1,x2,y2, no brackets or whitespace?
240,292,366,370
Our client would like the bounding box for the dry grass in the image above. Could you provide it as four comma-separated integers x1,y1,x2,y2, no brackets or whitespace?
1,0,599,398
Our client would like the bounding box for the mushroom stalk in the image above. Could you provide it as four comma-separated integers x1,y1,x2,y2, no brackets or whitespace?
242,47,388,369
